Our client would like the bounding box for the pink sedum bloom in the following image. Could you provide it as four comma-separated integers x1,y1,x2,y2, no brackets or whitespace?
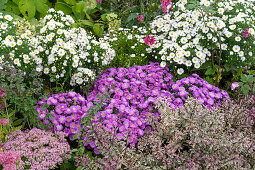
231,82,239,90
0,118,9,125
144,35,156,46
138,15,144,22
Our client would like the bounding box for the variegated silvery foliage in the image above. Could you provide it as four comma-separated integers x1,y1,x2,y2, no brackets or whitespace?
75,118,154,169
132,97,255,169
2,8,116,86
146,0,255,75
75,97,254,169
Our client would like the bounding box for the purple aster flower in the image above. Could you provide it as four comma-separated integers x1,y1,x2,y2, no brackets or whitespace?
68,91,76,98
174,98,183,106
52,119,59,125
172,84,179,90
197,98,204,104
130,116,138,121
207,98,214,105
144,126,152,133
215,93,222,99
119,104,126,113
123,120,130,129
116,133,124,140
138,129,144,136
122,83,130,89
93,147,100,155
58,96,66,102
209,92,215,98
70,127,79,134
65,108,72,114
59,116,66,124
119,125,126,132
55,106,63,114
127,137,134,143
38,113,46,120
47,97,58,105
56,124,63,131
64,128,70,135
66,116,73,122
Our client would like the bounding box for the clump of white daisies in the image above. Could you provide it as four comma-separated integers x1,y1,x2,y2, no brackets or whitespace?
101,26,150,68
146,0,255,75
1,9,115,86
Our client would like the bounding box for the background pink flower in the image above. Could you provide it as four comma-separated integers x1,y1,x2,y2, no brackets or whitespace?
97,0,102,4
144,35,156,46
138,15,144,22
231,82,239,90
243,28,249,38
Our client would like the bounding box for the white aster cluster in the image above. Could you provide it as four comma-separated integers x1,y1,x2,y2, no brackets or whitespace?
147,0,255,74
0,9,115,86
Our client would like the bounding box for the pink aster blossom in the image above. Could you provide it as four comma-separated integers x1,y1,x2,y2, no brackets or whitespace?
144,35,156,46
138,15,144,22
231,82,239,90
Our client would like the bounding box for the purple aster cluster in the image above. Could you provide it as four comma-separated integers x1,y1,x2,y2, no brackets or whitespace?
80,63,230,154
36,91,89,140
81,62,175,150
35,63,230,155
170,74,230,109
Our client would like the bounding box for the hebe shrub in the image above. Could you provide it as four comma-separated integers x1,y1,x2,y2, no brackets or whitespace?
76,97,255,169
2,128,71,170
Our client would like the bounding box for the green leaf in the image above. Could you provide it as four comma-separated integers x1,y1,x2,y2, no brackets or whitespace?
86,151,93,159
241,74,254,83
80,146,85,154
253,84,255,93
93,23,104,37
13,119,23,126
18,0,49,20
14,125,22,130
64,0,76,5
247,70,255,75
205,67,216,75
241,84,250,96
0,0,8,10
71,149,78,152
5,1,21,15
72,133,80,140
126,13,138,23
81,20,94,26
72,1,86,13
55,2,72,14
9,110,16,118
101,13,108,21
